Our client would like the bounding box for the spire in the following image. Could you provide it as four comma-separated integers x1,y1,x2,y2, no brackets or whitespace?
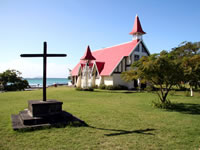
129,15,146,40
80,45,96,61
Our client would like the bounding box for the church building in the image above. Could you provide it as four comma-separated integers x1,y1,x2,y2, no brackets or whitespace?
71,15,150,89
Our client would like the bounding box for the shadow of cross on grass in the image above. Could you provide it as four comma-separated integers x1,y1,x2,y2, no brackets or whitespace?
89,126,156,136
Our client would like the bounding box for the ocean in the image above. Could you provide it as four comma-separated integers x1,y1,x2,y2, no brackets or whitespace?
26,78,69,87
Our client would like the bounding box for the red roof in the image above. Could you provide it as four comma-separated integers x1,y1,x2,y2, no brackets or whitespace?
80,63,93,69
129,15,146,35
71,40,139,76
95,61,105,74
80,45,96,60
71,63,81,76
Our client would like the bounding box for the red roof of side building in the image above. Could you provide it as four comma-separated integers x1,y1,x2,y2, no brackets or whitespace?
71,40,139,76
129,15,146,35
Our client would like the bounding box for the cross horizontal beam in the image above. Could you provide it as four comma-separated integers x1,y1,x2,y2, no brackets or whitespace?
20,41,67,102
21,54,67,57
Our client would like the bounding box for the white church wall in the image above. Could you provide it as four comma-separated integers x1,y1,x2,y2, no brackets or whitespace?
104,76,113,86
112,74,134,89
95,78,101,86
95,76,105,86
76,76,81,88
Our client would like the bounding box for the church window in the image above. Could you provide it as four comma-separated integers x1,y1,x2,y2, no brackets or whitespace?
135,47,139,52
95,71,98,77
95,71,100,78
134,55,140,61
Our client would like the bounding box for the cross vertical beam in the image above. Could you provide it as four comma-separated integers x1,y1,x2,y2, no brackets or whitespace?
43,42,47,101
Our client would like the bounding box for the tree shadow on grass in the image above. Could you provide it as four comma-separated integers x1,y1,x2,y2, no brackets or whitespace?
88,126,156,136
167,103,200,115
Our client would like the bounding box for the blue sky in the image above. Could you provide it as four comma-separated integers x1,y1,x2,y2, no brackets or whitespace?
0,0,200,78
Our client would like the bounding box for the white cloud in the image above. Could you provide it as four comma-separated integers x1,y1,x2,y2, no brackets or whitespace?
0,59,71,78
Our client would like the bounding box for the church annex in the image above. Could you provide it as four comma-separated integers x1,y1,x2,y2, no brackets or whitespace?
71,15,150,89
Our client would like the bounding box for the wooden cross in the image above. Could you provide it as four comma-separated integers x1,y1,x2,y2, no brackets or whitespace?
21,42,67,101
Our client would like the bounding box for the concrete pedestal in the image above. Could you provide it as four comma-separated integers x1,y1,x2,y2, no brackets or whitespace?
11,100,87,130
28,100,62,117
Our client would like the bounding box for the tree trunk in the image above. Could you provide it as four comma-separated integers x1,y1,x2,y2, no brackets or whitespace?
162,92,168,103
190,86,193,97
161,88,170,103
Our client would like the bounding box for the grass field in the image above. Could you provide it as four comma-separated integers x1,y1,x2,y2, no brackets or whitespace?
0,87,200,150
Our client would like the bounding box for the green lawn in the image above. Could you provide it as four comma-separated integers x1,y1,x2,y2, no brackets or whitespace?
0,87,200,150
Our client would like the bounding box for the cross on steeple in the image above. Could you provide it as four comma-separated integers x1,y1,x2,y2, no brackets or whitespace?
21,42,67,101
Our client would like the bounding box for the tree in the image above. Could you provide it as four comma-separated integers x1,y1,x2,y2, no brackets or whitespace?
171,41,200,96
171,41,200,57
0,70,29,91
121,51,184,104
181,55,200,96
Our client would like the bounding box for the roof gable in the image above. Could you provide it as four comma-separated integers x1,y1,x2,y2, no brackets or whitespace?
71,40,140,76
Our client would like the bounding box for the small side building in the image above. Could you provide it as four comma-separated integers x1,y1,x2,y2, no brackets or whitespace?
71,15,150,89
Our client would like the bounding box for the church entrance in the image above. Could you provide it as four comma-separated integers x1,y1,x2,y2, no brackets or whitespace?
134,80,138,88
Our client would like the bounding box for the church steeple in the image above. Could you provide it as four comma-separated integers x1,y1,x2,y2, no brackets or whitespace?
129,15,146,40
80,45,96,61
80,45,95,89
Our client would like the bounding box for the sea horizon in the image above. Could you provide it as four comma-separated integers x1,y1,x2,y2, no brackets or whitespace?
25,78,69,87
25,77,67,79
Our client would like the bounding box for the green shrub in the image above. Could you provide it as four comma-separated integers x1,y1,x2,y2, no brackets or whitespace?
75,87,94,91
4,80,29,91
152,99,173,109
99,84,128,90
105,85,128,90
99,84,106,89
92,85,98,89
105,85,115,90
87,87,94,91
118,85,128,90
0,70,29,91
